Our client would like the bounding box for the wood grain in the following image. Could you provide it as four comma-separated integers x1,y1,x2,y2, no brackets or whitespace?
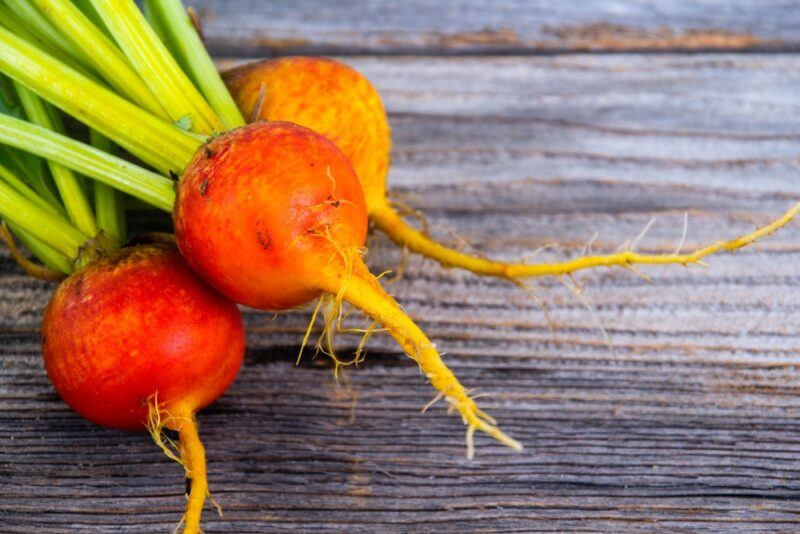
193,0,800,55
3,15,800,534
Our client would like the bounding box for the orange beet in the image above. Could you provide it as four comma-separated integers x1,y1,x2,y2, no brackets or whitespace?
43,243,244,429
174,121,519,456
174,121,367,309
42,242,244,532
223,57,390,210
223,56,537,278
223,56,800,288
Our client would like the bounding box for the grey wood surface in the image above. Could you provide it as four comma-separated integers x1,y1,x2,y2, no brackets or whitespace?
196,0,800,55
3,2,800,533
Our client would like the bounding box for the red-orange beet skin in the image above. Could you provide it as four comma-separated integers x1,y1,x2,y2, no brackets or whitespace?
223,57,391,211
174,122,368,310
42,243,245,431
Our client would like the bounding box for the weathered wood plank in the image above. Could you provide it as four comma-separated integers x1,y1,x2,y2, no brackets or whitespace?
216,54,800,193
3,331,800,532
3,53,800,531
193,0,800,55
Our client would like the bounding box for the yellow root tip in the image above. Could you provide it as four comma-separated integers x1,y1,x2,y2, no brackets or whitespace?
371,200,800,280
318,260,524,457
146,398,210,534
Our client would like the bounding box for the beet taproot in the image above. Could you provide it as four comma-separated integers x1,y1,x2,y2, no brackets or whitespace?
174,121,520,455
43,242,244,532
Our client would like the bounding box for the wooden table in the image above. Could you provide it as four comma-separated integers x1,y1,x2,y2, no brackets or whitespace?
3,1,800,531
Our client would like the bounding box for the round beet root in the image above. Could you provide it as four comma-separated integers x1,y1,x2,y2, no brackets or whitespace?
174,121,519,456
223,57,390,210
43,242,244,430
42,242,244,532
174,121,367,310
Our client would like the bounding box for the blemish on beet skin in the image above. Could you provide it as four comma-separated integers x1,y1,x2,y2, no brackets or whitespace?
199,179,209,197
70,275,85,300
256,231,272,250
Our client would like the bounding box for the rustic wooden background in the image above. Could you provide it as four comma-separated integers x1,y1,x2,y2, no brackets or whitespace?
2,1,800,531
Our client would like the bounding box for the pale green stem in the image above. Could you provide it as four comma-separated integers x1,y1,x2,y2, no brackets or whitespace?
0,161,71,271
0,3,128,98
4,0,94,71
93,182,125,245
0,114,176,212
89,130,126,245
145,0,245,129
0,161,60,216
0,174,88,258
0,144,62,212
0,74,61,212
30,0,168,118
0,2,75,68
15,83,98,236
10,223,72,274
142,1,170,44
90,0,223,134
0,25,201,174
73,0,112,38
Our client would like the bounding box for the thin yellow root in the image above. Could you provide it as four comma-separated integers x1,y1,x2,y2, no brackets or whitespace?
178,416,209,534
370,199,800,279
318,258,523,457
298,296,325,365
299,226,387,378
299,291,384,379
147,400,210,534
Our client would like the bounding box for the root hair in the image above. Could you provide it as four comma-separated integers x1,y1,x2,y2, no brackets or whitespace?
299,225,385,378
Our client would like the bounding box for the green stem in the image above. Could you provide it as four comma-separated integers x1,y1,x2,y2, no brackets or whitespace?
0,144,61,212
0,161,60,216
29,0,168,118
0,4,132,106
0,3,75,69
0,161,72,272
10,223,72,274
90,0,223,134
0,114,175,212
0,173,88,259
142,1,170,46
15,83,98,236
4,0,94,71
89,130,126,246
0,25,200,174
145,0,245,129
73,0,112,38
0,76,62,212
